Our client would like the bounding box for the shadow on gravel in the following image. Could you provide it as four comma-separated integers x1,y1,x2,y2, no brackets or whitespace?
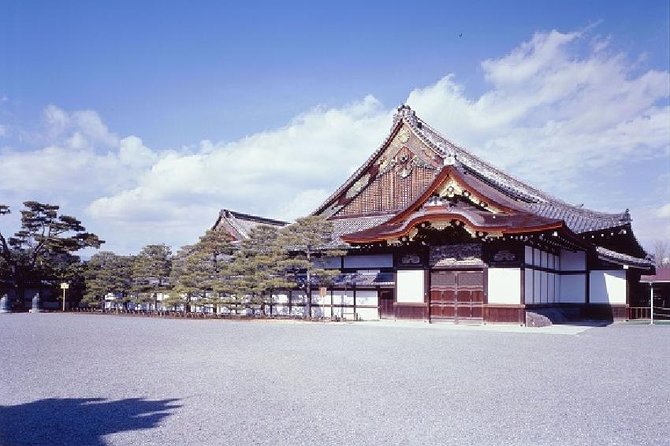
0,397,181,446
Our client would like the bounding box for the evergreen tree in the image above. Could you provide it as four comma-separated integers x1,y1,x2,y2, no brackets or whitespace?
170,246,206,313
171,229,235,314
132,244,172,311
0,201,103,308
231,225,292,314
84,252,134,310
278,215,344,317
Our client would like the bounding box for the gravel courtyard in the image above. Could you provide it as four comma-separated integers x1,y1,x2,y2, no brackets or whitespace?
1,314,668,446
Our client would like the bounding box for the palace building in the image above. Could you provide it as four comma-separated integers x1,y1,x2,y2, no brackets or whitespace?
216,105,654,323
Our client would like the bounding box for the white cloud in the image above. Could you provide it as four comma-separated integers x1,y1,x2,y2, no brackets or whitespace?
1,29,668,254
42,105,118,149
658,203,670,219
407,29,670,196
87,95,390,228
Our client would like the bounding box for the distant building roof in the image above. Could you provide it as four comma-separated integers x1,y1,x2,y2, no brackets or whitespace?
212,209,288,242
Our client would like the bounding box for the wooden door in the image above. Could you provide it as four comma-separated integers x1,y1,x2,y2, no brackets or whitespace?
430,270,484,322
379,290,394,319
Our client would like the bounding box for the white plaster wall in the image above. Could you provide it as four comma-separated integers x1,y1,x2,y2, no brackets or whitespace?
355,308,379,320
487,268,521,305
524,269,534,304
396,270,425,303
590,270,627,304
549,273,556,303
311,305,326,318
355,290,378,306
533,248,541,267
343,254,393,268
534,270,541,303
525,246,533,265
274,293,289,304
311,291,326,306
290,306,306,317
560,274,586,303
331,290,355,306
291,292,307,304
561,249,586,271
273,305,290,316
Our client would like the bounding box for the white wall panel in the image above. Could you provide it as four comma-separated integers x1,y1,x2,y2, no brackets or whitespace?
590,270,627,304
560,274,586,303
488,268,521,305
533,248,541,267
525,246,533,265
274,293,289,304
524,269,534,304
396,270,425,303
533,270,541,303
355,290,378,306
311,291,327,306
355,307,379,320
273,305,290,316
331,291,354,306
343,254,393,268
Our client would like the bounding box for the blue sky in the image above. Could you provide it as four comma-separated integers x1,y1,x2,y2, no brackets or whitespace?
0,1,668,254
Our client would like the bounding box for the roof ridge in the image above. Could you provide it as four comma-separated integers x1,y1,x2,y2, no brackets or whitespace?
413,115,631,221
415,118,557,203
222,209,288,226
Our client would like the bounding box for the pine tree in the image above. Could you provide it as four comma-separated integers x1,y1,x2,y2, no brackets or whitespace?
84,252,134,310
278,215,344,317
132,244,172,311
0,201,103,308
171,229,235,314
231,225,292,314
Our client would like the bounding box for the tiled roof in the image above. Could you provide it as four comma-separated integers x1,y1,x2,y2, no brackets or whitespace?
327,215,394,248
213,209,288,241
414,113,631,234
332,271,395,287
596,246,654,269
315,105,632,235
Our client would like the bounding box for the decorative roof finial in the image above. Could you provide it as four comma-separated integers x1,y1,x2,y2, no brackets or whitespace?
443,152,457,166
392,104,418,128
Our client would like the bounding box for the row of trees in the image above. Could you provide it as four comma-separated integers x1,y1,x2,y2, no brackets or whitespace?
1,201,341,314
83,216,343,315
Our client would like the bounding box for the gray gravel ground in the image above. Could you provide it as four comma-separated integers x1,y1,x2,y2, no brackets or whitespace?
1,314,668,446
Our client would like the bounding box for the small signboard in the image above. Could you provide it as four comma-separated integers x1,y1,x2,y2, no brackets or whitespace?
319,287,327,297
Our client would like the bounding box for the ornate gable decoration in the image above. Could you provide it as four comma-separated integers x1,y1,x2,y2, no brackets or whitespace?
377,128,441,179
423,173,503,214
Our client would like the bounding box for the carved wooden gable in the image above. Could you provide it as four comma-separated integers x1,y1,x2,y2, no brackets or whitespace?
335,126,442,217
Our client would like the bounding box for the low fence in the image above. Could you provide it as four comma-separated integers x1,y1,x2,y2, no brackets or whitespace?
628,306,670,320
